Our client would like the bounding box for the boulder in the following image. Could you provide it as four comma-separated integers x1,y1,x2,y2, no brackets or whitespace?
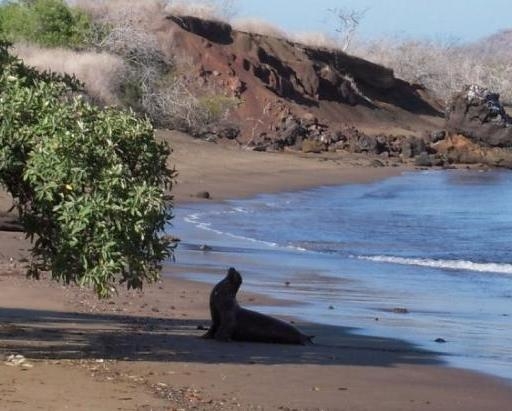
370,159,385,167
434,134,512,168
302,139,325,153
195,191,211,199
400,136,426,158
429,130,446,143
446,85,512,147
414,152,433,167
300,112,318,126
207,122,241,140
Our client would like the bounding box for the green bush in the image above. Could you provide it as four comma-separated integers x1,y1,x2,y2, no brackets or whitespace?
0,0,92,48
198,94,240,125
0,41,175,298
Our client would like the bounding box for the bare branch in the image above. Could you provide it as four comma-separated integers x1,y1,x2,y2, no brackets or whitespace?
327,6,369,52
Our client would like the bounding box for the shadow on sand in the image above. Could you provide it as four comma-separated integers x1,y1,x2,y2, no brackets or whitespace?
0,307,444,368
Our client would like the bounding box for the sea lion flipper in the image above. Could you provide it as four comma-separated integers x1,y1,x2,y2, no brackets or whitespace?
201,328,215,339
214,309,237,341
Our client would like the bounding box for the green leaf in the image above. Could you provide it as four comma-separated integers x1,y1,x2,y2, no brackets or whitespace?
0,42,175,298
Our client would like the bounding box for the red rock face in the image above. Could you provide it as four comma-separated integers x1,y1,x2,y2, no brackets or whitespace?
154,15,443,145
434,134,512,168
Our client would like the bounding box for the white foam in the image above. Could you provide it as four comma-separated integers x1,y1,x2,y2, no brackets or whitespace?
358,255,512,275
232,207,250,214
184,212,279,248
286,244,308,252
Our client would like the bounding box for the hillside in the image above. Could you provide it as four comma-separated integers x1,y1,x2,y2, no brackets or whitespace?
467,29,512,58
154,15,444,146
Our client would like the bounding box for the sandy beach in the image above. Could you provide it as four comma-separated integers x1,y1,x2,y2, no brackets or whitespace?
1,131,511,411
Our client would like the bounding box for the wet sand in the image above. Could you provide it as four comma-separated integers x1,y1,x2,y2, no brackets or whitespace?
1,131,511,410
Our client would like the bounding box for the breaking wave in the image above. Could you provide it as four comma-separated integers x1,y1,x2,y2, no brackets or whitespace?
358,255,512,275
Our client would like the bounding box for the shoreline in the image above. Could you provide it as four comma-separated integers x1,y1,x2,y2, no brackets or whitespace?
170,189,512,384
164,130,411,204
1,132,511,410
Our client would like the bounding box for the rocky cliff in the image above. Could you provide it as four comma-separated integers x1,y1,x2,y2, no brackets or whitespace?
152,15,512,169
155,16,443,147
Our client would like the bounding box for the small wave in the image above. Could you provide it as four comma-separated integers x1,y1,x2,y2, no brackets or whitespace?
184,213,279,248
286,244,308,252
183,213,201,223
358,255,512,275
232,207,250,214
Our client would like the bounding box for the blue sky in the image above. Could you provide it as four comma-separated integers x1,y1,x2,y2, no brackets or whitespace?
236,0,512,43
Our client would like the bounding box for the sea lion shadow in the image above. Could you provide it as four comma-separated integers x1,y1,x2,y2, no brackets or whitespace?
194,320,444,367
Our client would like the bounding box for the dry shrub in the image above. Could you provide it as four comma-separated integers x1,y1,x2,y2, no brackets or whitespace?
71,0,167,26
353,38,512,105
73,0,237,23
144,78,238,132
13,43,127,105
230,20,338,51
165,0,237,21
77,2,234,131
292,32,337,49
232,18,286,38
74,1,178,126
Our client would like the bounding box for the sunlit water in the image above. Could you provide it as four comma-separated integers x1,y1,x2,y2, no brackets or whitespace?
168,169,512,381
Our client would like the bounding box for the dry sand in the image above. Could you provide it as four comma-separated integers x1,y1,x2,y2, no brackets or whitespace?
1,131,511,411
163,131,408,202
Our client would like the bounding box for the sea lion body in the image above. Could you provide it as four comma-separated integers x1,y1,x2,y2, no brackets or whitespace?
232,308,311,344
204,267,312,345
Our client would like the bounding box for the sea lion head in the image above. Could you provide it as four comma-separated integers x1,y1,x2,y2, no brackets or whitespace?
226,267,242,292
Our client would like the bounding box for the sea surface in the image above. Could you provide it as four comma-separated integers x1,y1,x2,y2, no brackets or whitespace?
168,169,512,381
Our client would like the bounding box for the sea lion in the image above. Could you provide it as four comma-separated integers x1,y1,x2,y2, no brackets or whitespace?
203,267,313,345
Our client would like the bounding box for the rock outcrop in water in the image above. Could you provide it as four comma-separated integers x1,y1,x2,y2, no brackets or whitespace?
445,85,512,147
434,85,512,168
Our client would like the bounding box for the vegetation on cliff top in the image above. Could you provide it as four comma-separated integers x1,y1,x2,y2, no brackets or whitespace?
0,0,92,47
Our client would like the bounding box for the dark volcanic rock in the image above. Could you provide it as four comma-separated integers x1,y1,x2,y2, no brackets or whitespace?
348,131,387,155
414,152,433,167
401,136,426,158
370,159,385,167
446,85,512,147
167,15,233,44
302,139,324,153
195,191,211,199
392,307,409,314
207,122,241,140
429,130,446,143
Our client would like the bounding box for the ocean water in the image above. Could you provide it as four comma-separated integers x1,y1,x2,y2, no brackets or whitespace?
169,169,512,381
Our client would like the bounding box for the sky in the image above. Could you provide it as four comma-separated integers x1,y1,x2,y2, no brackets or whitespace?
235,0,512,43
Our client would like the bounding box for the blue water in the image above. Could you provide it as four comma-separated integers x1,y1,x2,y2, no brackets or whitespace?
169,169,512,381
